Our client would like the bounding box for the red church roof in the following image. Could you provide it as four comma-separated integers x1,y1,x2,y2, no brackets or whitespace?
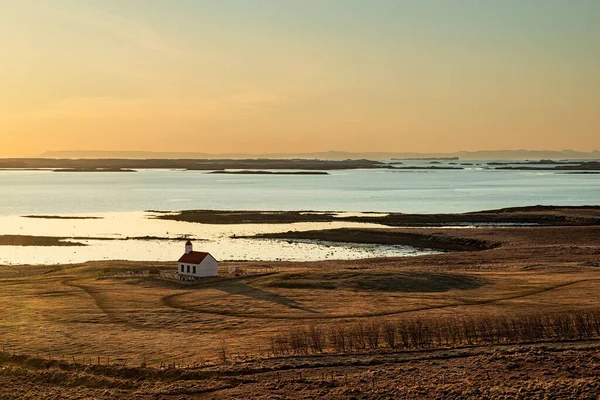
178,251,213,264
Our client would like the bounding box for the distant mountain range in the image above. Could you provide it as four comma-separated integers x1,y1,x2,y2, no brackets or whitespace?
40,149,600,160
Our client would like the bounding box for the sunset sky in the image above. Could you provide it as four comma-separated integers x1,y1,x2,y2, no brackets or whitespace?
1,0,598,157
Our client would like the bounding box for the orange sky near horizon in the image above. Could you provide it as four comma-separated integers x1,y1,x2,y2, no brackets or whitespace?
0,1,598,157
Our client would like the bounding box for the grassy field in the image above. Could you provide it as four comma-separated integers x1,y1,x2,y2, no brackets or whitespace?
1,223,600,397
1,225,600,370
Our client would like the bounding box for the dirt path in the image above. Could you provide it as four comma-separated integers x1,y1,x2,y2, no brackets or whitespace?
160,278,600,320
61,279,156,330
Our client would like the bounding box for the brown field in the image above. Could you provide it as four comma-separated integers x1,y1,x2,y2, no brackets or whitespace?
1,221,600,398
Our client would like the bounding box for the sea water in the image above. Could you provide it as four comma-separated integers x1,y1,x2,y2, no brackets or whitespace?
0,165,598,264
0,166,598,215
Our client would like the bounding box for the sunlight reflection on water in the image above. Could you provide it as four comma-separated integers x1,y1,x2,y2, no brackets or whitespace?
0,212,439,265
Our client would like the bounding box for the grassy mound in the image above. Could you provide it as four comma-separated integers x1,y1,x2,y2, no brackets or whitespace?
260,271,484,293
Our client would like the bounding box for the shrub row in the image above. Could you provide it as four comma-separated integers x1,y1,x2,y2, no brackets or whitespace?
269,310,600,356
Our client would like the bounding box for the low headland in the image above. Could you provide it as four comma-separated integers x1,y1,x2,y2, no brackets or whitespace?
154,205,600,226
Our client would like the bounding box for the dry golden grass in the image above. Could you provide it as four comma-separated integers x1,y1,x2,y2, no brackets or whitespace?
1,225,600,398
1,228,600,369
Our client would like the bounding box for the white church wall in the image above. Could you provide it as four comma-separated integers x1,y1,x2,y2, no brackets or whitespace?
177,255,218,278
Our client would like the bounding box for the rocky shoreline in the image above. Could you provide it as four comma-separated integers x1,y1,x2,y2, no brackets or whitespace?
245,228,500,252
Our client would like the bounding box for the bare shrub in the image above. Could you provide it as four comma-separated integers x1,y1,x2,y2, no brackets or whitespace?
517,314,545,342
445,317,463,346
407,318,432,348
496,316,515,343
462,316,477,345
476,316,496,344
381,319,397,349
348,322,368,351
397,320,410,348
547,313,575,340
218,339,228,363
270,333,290,356
328,325,348,353
365,320,381,349
573,311,594,339
432,319,446,347
288,328,309,355
590,310,600,336
269,309,600,358
307,324,326,353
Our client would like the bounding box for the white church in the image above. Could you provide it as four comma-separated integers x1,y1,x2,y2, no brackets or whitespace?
177,240,218,279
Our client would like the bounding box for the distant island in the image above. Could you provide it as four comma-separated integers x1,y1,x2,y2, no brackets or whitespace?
392,166,464,170
52,168,137,172
0,159,390,171
2,158,598,172
493,161,600,171
392,157,460,161
23,215,103,220
208,170,329,175
487,159,579,166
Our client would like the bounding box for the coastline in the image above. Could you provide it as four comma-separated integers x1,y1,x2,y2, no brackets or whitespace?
156,206,600,226
2,209,600,398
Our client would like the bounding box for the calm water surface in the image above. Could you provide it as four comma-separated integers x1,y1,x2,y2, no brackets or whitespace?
1,167,598,215
0,166,598,264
